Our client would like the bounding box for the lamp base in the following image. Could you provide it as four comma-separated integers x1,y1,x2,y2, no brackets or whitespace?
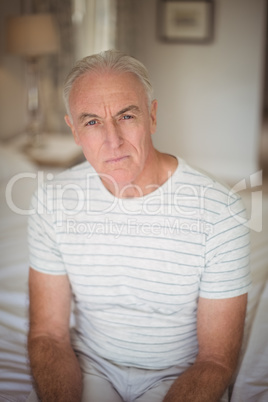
25,57,43,142
25,133,84,167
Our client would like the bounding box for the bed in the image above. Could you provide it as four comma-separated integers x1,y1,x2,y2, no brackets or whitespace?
0,144,267,401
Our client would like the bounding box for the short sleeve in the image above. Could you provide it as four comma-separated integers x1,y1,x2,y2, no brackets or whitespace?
200,194,251,299
27,185,66,275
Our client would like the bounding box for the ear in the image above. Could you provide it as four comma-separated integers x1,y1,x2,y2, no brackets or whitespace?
64,115,80,145
150,100,158,135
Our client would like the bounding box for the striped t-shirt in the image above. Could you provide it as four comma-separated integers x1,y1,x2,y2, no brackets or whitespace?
28,157,251,370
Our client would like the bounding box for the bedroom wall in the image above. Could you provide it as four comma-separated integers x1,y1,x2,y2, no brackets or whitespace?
131,0,267,184
0,0,266,185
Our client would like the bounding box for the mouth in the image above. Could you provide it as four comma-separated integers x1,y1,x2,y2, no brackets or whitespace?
105,155,129,164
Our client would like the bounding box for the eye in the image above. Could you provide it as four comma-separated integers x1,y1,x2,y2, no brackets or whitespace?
122,115,133,120
86,120,97,126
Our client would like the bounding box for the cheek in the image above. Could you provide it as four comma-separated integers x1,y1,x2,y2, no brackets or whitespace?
127,125,150,146
78,136,101,162
132,130,152,155
78,131,100,149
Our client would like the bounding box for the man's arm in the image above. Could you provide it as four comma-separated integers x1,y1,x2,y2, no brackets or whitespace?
163,294,247,402
28,267,82,402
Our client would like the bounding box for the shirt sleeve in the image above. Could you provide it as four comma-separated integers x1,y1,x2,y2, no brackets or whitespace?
200,194,251,299
27,184,67,275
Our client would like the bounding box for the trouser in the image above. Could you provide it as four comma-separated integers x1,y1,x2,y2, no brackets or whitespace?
27,347,179,402
27,348,228,401
27,376,174,402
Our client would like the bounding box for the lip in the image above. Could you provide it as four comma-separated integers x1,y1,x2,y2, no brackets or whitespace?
105,155,129,164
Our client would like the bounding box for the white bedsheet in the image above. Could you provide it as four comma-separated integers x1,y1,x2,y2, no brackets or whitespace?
231,189,268,401
0,145,37,401
231,281,268,402
0,145,267,401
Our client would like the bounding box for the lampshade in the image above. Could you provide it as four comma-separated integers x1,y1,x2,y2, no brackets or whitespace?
6,13,59,57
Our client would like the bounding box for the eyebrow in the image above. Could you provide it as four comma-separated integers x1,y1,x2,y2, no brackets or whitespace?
78,113,99,124
115,105,140,116
78,105,141,124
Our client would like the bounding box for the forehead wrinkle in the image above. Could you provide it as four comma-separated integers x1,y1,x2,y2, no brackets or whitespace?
78,104,141,125
71,73,145,107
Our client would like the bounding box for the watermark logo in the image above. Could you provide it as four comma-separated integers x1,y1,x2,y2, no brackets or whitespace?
228,170,262,232
5,169,263,233
66,217,213,239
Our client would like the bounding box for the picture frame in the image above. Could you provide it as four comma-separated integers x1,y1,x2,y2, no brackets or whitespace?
159,0,214,43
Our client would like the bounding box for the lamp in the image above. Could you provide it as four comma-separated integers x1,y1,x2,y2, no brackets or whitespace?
6,14,59,144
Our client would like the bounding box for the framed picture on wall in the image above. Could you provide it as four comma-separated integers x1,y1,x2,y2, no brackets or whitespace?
159,0,213,43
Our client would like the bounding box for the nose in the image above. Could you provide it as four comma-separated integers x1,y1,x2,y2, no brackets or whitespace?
105,121,123,149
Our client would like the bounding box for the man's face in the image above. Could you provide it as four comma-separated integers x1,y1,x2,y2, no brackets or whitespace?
65,71,157,194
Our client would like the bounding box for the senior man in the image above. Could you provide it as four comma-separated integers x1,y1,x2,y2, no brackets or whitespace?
27,50,250,402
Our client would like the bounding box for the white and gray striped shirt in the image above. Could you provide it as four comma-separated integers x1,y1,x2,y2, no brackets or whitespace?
28,157,250,370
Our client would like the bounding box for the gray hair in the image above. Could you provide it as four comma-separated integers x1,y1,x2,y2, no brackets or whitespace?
63,49,154,117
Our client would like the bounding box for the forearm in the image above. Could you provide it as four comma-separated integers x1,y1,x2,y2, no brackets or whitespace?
163,360,233,402
28,334,82,402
